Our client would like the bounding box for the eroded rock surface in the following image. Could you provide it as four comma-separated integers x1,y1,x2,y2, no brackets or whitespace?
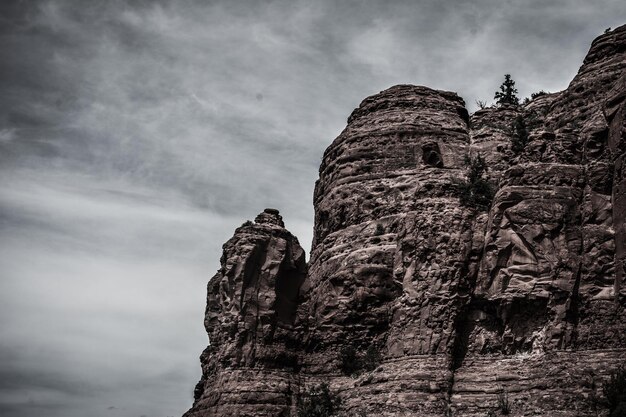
184,209,306,417
184,25,626,417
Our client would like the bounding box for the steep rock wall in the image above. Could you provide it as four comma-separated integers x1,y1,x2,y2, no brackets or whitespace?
184,24,626,417
451,25,626,417
184,209,307,417
303,85,475,416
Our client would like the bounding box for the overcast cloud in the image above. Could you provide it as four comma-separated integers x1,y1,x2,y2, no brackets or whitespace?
1,1,625,416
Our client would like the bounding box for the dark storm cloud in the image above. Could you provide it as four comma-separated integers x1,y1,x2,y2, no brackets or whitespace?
1,1,625,416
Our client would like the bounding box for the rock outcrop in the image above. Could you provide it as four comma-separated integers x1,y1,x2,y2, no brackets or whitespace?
184,25,626,417
184,209,307,417
304,85,475,416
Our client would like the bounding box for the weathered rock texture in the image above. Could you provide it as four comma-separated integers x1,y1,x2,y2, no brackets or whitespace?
185,25,626,417
184,209,307,417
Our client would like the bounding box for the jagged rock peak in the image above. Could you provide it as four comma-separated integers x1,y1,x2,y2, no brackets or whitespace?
254,207,284,227
184,209,307,417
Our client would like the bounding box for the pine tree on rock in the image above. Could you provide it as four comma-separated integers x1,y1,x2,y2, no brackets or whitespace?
494,74,520,106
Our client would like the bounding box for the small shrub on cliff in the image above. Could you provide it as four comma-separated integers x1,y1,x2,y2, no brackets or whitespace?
494,74,520,106
523,90,549,105
339,344,360,375
339,343,382,376
510,115,529,154
454,154,495,211
604,365,626,417
476,100,488,109
297,382,342,417
362,345,382,372
531,90,548,100
497,389,511,415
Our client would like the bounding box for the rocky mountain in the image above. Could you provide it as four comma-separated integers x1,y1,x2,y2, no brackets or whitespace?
184,25,626,417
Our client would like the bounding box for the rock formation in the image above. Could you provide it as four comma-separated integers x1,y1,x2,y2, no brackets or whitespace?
185,209,307,417
184,25,626,417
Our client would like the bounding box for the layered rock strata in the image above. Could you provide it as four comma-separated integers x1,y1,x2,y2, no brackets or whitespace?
184,209,307,417
304,85,475,416
184,25,626,417
452,26,626,417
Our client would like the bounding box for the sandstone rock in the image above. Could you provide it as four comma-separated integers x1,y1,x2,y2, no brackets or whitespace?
184,209,306,417
451,24,626,417
184,25,626,417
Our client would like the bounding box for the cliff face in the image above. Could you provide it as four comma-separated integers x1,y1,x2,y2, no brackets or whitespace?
185,209,307,417
305,85,475,416
185,25,626,417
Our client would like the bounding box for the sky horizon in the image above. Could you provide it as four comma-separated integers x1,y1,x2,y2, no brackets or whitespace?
1,1,626,417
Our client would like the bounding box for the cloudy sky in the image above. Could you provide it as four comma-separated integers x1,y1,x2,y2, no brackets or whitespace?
1,1,625,416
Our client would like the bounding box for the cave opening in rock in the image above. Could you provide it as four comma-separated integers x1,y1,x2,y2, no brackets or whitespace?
422,142,444,168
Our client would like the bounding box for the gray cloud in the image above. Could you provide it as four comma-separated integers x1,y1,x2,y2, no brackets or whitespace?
1,1,625,416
